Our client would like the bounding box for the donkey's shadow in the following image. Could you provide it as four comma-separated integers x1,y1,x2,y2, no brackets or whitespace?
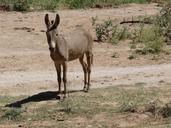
5,90,83,108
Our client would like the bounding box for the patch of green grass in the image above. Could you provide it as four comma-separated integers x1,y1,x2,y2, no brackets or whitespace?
134,82,147,86
94,0,151,7
0,95,26,105
1,108,23,122
30,0,60,11
0,85,171,127
116,87,160,113
30,106,54,121
57,91,118,119
60,0,96,9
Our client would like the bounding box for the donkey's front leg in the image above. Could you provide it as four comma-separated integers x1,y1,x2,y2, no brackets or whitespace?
55,63,62,96
62,62,67,98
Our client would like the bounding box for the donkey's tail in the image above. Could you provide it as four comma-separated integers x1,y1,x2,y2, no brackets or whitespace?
91,54,93,66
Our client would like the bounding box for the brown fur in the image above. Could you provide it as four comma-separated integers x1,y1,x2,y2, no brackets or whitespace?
45,14,93,98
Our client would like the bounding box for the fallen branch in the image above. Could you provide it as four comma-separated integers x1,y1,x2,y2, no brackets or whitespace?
120,20,152,24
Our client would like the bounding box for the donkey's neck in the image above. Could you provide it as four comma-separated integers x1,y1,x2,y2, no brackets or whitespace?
54,34,63,50
53,35,68,61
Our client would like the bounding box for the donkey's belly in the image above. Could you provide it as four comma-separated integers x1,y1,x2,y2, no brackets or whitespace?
68,50,84,61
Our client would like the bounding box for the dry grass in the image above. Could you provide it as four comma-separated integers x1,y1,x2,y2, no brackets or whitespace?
0,84,171,128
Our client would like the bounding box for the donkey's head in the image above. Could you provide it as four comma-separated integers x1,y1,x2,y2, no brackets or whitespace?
44,14,60,51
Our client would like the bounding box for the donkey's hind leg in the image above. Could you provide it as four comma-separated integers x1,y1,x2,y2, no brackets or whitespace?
79,55,88,91
86,52,93,91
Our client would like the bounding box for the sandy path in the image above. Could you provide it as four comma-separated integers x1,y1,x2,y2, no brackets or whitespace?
1,64,171,86
0,64,170,95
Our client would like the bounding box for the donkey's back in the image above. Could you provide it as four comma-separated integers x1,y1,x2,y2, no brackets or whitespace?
63,28,93,61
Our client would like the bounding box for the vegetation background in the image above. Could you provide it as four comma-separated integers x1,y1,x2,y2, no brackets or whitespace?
0,0,168,11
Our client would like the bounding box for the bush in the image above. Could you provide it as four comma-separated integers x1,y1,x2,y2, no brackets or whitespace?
128,53,136,60
155,1,171,42
92,17,113,42
132,24,166,54
129,2,171,55
111,26,131,44
92,17,131,43
144,100,171,118
13,0,31,11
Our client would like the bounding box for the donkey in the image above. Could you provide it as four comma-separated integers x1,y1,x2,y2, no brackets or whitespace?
44,14,93,98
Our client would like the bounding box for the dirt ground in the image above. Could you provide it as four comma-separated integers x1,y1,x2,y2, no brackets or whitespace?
0,3,171,127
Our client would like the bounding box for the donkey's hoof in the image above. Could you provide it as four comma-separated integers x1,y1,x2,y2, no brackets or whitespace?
84,88,89,93
83,85,88,91
61,93,68,99
83,88,87,92
59,96,65,101
56,95,61,100
83,86,86,90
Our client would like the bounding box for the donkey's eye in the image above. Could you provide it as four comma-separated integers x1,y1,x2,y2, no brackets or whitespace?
56,34,58,36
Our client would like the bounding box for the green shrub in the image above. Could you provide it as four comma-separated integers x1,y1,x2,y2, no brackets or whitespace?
13,0,31,11
130,2,171,55
144,100,171,118
132,25,166,54
92,17,131,43
111,26,131,44
155,1,171,42
128,53,136,60
93,18,113,42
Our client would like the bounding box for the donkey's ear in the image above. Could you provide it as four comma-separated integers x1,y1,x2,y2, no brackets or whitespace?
49,14,60,30
54,14,60,27
45,14,50,29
